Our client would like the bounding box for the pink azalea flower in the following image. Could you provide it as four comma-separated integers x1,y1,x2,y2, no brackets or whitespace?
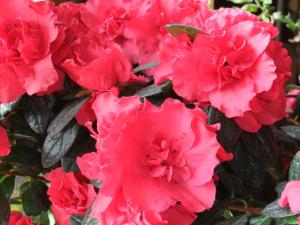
0,0,60,103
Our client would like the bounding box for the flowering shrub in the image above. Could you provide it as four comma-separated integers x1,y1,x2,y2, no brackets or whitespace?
0,0,299,225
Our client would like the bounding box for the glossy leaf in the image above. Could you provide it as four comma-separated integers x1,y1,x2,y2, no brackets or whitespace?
42,121,79,168
47,97,87,136
23,95,55,134
289,151,300,180
262,200,296,218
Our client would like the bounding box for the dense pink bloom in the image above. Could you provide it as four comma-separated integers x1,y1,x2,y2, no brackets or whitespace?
153,8,291,132
89,190,196,224
54,2,142,93
79,94,231,216
8,211,35,225
0,0,60,103
279,180,300,214
45,168,96,225
286,89,300,116
0,126,10,157
79,0,210,64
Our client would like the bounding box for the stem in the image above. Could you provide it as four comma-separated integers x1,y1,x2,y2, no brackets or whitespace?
229,205,262,216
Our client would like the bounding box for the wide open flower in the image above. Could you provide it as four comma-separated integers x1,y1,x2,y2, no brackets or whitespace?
89,189,196,225
0,126,10,157
153,8,291,132
0,0,59,103
45,168,96,225
79,95,231,214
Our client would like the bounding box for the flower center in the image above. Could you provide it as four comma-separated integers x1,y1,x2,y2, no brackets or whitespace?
142,139,191,183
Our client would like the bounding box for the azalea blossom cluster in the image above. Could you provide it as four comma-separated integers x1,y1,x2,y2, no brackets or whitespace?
0,0,292,224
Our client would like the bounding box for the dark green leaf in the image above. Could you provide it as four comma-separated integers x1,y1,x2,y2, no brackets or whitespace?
0,176,15,199
47,97,87,135
0,190,10,225
165,24,207,39
70,215,84,225
61,128,96,172
249,216,272,225
0,145,41,166
133,62,158,74
281,126,300,141
20,180,50,216
216,215,248,225
136,81,172,98
289,151,300,180
42,121,80,168
262,200,296,218
23,95,55,134
31,211,50,225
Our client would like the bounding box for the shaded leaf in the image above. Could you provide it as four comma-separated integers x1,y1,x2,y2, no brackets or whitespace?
262,200,296,218
133,62,158,74
0,99,19,120
70,215,84,225
47,97,87,135
42,121,79,168
20,180,50,216
23,95,55,134
136,81,172,98
281,126,300,141
289,151,300,180
61,127,96,172
0,190,10,225
0,176,15,199
165,24,207,39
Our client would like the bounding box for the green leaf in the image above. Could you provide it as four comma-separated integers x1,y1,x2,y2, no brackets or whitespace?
136,81,172,98
217,215,248,225
165,24,207,39
250,216,272,225
276,216,299,225
0,190,10,225
0,175,15,199
30,211,50,225
242,3,259,12
227,0,251,4
133,62,158,74
47,97,87,136
20,180,50,216
281,126,300,141
70,215,84,225
42,121,80,168
23,95,55,134
289,151,300,180
262,200,296,218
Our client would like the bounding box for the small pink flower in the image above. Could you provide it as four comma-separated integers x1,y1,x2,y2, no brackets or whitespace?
8,211,35,225
45,168,96,225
